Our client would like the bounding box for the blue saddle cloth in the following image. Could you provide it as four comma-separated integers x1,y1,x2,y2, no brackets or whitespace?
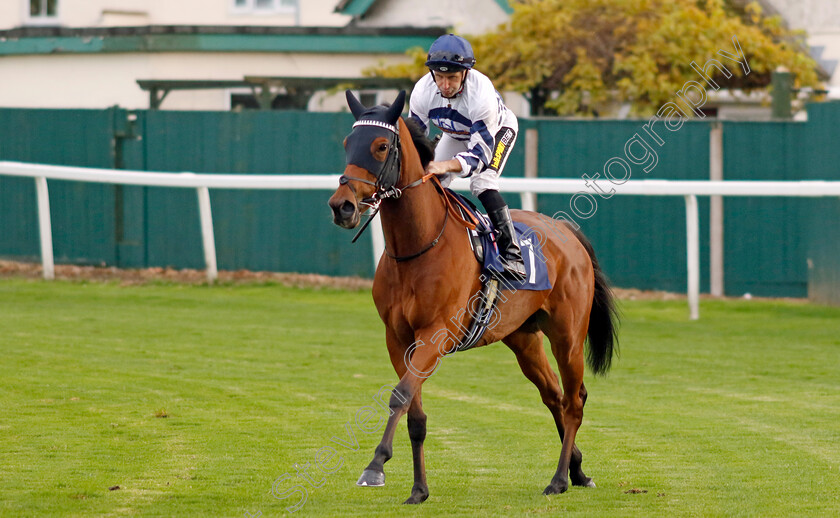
481,222,552,291
446,190,552,292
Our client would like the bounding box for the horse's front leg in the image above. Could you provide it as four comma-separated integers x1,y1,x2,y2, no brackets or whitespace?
404,389,428,504
355,379,410,487
357,327,441,504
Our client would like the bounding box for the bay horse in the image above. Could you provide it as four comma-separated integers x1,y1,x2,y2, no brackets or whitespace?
328,91,619,504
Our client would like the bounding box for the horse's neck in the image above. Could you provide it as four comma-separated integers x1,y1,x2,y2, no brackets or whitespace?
380,183,442,254
379,131,444,257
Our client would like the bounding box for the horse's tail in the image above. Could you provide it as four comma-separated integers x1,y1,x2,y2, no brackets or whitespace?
570,226,620,376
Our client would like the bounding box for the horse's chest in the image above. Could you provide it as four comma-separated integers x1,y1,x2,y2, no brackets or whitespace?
373,284,439,333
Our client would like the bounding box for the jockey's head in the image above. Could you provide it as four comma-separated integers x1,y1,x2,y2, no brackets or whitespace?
425,34,475,98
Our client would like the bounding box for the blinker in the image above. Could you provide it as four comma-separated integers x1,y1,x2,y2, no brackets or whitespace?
342,90,406,193
344,123,401,191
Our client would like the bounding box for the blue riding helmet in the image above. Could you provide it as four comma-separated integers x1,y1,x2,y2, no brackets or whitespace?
425,34,476,72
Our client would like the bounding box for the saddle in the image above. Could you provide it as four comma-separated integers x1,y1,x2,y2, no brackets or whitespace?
441,188,490,265
437,184,550,290
433,182,554,351
432,185,509,351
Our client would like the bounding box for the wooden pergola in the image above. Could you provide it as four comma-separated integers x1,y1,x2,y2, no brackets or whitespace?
136,76,415,110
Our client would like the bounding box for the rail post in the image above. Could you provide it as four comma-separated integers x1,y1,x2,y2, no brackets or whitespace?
196,185,218,283
35,176,55,280
685,194,700,320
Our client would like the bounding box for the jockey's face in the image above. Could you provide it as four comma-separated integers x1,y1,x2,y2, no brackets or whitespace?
433,70,467,98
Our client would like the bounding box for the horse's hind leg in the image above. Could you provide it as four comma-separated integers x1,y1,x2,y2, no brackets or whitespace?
541,314,592,494
503,328,593,494
568,382,595,488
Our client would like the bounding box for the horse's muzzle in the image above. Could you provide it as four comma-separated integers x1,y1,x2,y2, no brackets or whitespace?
328,196,360,229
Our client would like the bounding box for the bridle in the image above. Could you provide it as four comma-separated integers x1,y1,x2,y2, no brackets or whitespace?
340,119,447,261
339,119,405,209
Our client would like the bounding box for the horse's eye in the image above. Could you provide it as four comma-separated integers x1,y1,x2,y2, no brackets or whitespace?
378,143,388,152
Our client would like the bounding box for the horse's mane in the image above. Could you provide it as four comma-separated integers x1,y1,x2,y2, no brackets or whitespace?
403,117,435,170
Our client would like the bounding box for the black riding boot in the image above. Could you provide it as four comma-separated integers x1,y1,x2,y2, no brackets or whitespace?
487,205,527,281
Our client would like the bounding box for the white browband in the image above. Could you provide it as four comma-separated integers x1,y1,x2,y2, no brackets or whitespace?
352,120,398,134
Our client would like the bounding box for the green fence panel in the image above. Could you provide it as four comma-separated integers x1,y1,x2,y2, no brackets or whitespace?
0,108,117,265
132,110,374,277
722,121,810,297
2,105,837,296
0,175,38,260
804,102,840,305
808,197,840,305
530,118,712,293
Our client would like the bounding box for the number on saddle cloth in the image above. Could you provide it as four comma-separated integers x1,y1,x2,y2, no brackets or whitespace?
482,221,552,291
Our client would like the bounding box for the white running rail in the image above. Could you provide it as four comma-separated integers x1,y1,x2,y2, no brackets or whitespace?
3,160,840,320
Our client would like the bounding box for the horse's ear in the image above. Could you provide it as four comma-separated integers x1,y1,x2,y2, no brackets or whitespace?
346,90,366,120
385,90,406,125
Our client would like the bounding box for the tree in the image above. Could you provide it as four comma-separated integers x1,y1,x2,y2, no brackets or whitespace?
366,0,821,116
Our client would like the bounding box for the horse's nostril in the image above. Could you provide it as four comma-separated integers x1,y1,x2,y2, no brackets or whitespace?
340,201,356,218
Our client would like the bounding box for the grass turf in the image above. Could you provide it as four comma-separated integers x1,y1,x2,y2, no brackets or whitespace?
1,278,838,517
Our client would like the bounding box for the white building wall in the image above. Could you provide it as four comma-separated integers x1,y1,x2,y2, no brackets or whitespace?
808,31,840,92
352,0,507,34
0,3,20,28
762,0,840,32
0,54,152,108
0,51,410,110
1,0,349,29
762,0,840,90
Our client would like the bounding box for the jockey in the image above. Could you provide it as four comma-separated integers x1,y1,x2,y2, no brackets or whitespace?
409,34,526,281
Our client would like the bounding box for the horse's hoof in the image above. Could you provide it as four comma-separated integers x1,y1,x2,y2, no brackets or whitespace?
543,481,568,495
403,487,429,504
403,493,429,505
572,476,596,488
356,469,385,487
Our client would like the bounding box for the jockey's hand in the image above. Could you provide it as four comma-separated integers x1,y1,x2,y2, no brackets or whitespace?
426,159,461,178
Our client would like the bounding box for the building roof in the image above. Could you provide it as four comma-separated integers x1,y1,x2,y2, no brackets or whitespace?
0,25,445,56
136,76,416,109
335,0,513,17
335,0,379,16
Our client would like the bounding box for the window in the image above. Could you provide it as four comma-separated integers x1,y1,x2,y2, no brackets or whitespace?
30,0,57,16
26,0,59,23
230,91,309,111
232,0,296,13
359,92,379,108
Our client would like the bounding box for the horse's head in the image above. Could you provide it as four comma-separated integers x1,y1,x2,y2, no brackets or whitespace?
328,90,406,229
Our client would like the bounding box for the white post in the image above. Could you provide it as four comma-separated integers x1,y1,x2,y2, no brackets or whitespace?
196,186,218,283
370,212,385,271
685,194,700,320
709,122,724,296
35,176,55,280
521,128,538,212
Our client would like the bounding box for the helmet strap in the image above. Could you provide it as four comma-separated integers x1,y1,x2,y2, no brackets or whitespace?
454,69,467,96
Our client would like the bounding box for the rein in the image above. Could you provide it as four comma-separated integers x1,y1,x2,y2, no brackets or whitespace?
383,176,481,262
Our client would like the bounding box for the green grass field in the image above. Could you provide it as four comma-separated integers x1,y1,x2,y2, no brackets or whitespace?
1,278,839,517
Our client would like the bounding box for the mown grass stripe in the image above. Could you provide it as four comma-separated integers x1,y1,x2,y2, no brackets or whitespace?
1,279,838,516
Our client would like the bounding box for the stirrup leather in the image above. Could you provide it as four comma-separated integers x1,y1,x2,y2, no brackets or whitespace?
487,206,526,281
